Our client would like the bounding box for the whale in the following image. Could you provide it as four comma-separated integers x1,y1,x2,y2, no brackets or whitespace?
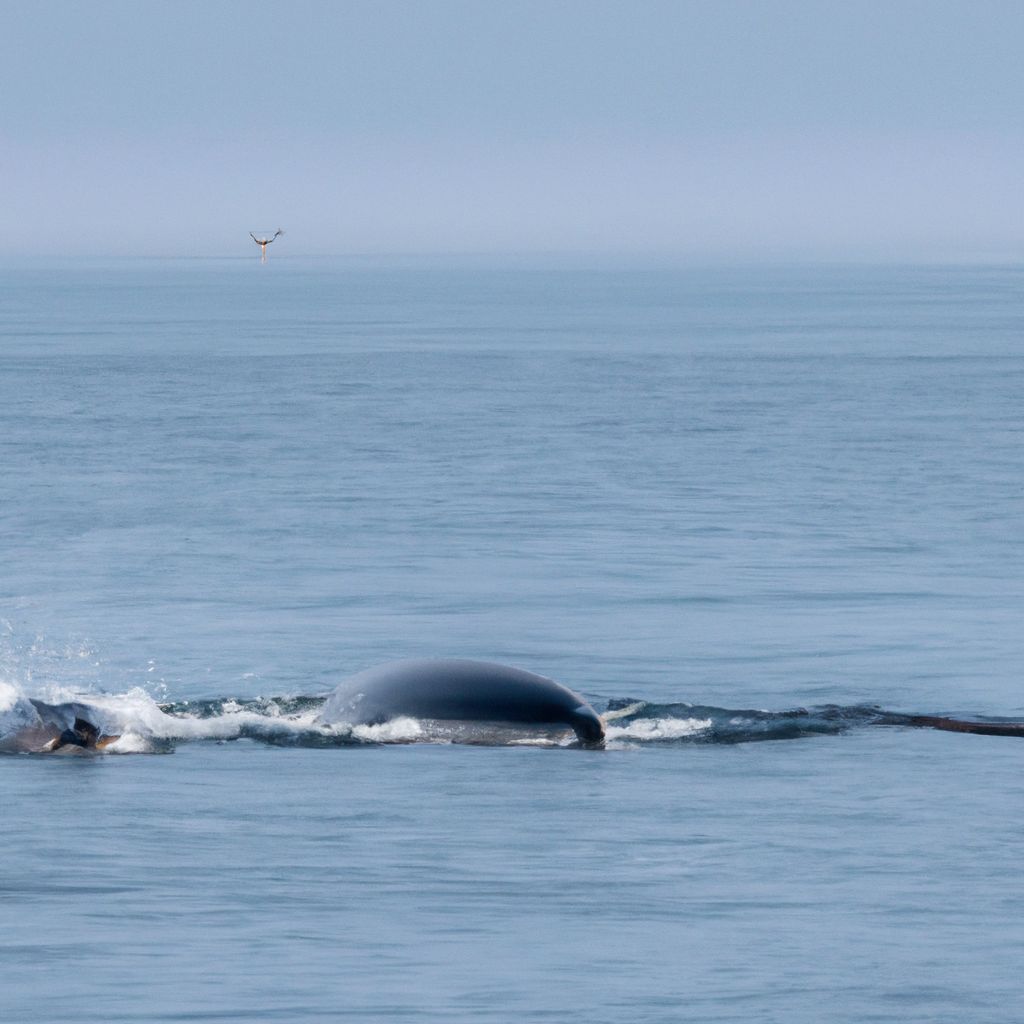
318,658,605,745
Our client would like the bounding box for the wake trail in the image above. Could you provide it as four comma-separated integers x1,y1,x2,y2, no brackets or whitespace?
5,679,1024,755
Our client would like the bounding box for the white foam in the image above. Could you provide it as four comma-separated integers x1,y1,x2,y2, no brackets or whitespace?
152,704,324,742
605,717,713,743
13,685,325,748
0,679,27,716
0,678,41,736
100,733,154,755
351,716,423,743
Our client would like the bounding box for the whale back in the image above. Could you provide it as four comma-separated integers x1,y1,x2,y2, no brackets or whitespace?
320,659,604,744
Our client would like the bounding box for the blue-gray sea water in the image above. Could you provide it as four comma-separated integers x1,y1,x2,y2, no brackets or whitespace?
2,259,1023,1022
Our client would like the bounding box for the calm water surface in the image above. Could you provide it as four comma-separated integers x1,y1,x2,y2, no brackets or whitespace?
1,259,1023,1021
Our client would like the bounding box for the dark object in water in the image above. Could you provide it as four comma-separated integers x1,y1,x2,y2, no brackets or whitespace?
904,714,1024,738
319,658,605,746
24,703,120,755
54,717,100,751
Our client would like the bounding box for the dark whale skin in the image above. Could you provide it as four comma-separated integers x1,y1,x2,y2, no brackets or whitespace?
319,659,605,745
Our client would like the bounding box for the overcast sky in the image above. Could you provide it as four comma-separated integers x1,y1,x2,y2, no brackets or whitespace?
4,1,1023,258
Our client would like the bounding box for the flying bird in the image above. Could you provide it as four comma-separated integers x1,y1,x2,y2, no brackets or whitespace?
250,229,284,263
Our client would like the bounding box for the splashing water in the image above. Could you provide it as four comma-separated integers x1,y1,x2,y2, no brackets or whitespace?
2,679,1020,756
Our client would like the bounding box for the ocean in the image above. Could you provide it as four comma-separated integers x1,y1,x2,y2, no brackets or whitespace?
1,258,1023,1021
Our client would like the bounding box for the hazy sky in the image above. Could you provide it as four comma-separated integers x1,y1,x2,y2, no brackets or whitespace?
4,1,1024,257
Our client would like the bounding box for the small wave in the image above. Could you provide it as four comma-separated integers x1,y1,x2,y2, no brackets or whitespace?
605,716,714,743
99,732,163,755
600,699,884,745
351,717,423,743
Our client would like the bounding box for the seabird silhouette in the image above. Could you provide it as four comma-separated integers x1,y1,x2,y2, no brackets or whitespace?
250,229,284,263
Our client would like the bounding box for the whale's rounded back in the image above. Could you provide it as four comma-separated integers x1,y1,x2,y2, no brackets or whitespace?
319,658,604,745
